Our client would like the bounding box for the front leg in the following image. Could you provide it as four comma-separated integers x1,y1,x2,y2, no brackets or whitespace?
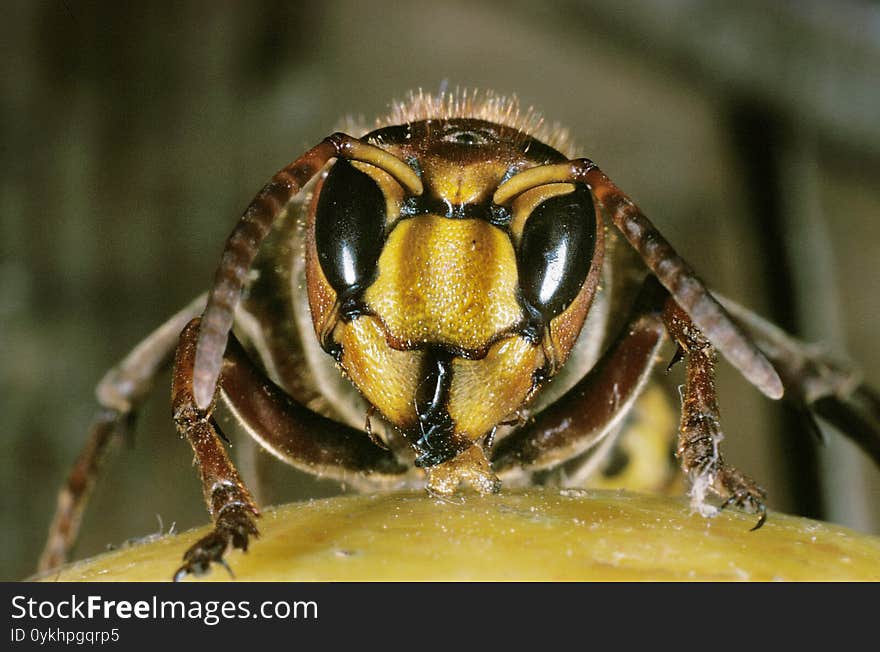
663,301,767,529
491,277,768,528
172,317,408,580
172,318,259,581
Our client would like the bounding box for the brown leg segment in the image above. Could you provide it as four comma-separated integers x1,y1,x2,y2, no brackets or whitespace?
663,300,767,529
217,333,407,480
38,411,128,574
171,318,260,581
39,295,206,573
173,318,407,580
491,278,768,528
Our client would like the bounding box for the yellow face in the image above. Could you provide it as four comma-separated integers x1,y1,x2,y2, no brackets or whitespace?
305,118,604,467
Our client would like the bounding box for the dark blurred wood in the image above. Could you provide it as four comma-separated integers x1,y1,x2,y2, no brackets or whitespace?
562,0,880,157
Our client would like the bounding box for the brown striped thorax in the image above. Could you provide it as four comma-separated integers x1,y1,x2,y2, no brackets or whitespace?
43,90,879,580
304,116,604,471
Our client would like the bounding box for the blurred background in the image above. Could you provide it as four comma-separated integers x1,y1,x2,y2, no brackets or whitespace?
2,0,878,580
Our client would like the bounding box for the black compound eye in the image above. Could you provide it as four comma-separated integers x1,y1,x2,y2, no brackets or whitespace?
315,160,386,302
517,185,596,322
